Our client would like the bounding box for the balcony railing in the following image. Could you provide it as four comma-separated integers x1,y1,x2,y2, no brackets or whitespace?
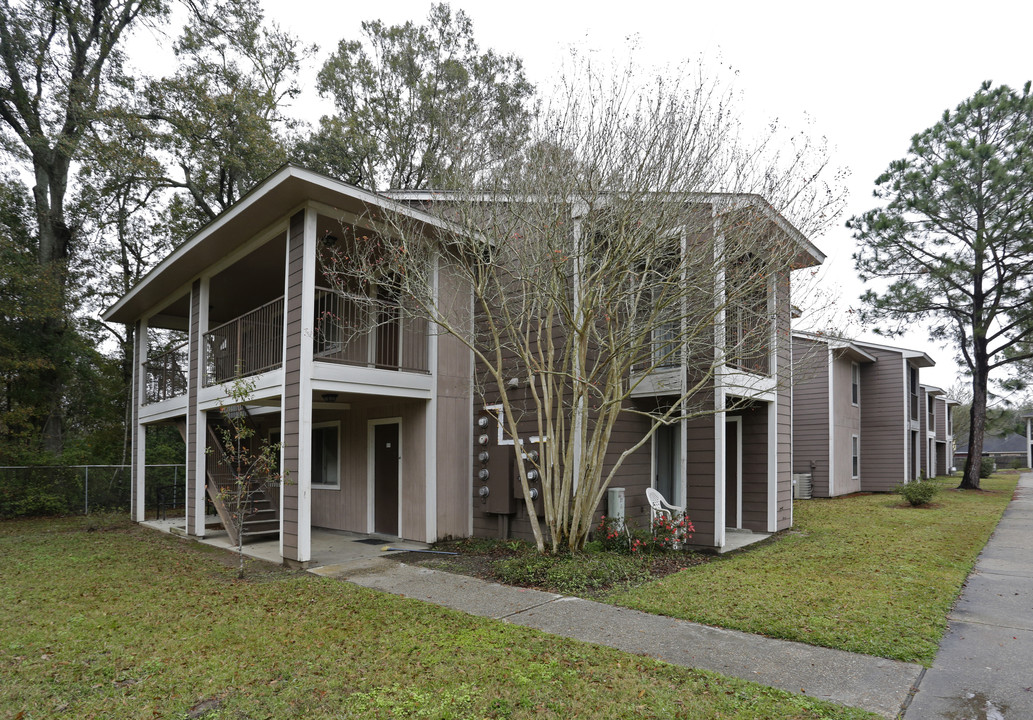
314,287,429,373
726,305,771,376
144,342,189,404
204,297,284,387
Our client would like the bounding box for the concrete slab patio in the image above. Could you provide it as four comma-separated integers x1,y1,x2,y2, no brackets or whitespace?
904,472,1033,719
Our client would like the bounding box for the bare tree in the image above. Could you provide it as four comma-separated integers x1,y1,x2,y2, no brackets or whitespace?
320,59,842,552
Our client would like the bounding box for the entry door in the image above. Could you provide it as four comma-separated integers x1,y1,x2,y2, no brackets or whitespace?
654,424,680,502
373,423,400,535
726,419,741,528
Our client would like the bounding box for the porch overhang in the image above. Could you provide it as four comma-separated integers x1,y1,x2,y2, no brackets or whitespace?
102,164,461,324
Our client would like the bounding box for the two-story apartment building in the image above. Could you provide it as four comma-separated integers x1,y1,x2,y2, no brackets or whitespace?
104,165,824,564
919,384,957,478
792,333,935,496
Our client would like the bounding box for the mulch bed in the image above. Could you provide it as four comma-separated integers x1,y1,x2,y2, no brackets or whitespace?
384,537,709,596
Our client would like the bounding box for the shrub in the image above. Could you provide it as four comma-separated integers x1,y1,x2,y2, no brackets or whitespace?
593,515,629,553
898,479,939,506
492,552,650,594
979,457,996,479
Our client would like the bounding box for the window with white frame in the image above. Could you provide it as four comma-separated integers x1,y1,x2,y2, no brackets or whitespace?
851,362,860,406
851,435,860,479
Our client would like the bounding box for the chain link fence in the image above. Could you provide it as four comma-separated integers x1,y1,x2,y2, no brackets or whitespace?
0,464,186,519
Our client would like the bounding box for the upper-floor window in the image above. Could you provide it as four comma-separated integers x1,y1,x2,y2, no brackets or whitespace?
726,253,770,375
851,362,860,406
909,365,919,420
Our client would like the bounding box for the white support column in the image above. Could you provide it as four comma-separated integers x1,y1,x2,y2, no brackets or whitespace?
713,208,727,549
133,316,148,522
767,399,778,532
424,253,440,543
1027,417,1031,470
295,207,318,563
193,277,210,537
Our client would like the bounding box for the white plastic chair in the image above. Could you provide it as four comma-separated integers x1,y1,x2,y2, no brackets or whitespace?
646,487,684,524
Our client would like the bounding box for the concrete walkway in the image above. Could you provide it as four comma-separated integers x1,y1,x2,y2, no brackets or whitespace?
904,472,1033,719
312,557,921,718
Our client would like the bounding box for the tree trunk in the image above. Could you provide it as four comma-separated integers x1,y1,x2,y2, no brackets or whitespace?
959,361,990,490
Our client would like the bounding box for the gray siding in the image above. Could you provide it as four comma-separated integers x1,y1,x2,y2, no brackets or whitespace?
857,346,906,491
775,272,792,529
281,211,305,559
791,337,830,495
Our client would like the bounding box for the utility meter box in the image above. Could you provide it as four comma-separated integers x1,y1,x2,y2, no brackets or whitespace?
607,487,626,530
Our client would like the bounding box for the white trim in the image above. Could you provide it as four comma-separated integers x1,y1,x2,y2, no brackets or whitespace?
192,278,210,537
827,346,835,497
424,253,440,543
1027,417,1032,470
902,359,910,484
851,433,860,480
713,210,727,549
134,317,149,523
310,421,341,489
295,208,318,562
367,417,403,536
278,224,291,559
766,401,777,532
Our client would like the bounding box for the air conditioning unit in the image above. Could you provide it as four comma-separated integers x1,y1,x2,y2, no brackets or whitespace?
792,473,813,500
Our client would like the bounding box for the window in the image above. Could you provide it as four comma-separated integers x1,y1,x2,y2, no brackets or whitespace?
851,362,860,406
909,366,919,420
312,423,340,487
851,435,860,479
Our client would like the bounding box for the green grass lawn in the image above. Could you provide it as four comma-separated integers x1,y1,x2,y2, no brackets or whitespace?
0,515,875,719
608,474,1019,665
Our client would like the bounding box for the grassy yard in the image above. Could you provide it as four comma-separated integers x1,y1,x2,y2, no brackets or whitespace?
609,474,1019,665
0,515,875,719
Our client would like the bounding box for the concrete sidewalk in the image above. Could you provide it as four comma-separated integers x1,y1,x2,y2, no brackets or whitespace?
904,472,1033,718
312,558,921,718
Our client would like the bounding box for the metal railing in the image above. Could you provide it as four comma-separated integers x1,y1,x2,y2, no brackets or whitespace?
314,287,429,373
726,304,771,376
204,297,284,386
144,342,189,404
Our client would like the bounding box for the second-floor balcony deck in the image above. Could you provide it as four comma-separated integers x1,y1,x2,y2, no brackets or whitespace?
142,289,430,404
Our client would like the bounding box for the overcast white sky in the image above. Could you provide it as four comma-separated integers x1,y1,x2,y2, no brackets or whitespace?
133,0,1033,391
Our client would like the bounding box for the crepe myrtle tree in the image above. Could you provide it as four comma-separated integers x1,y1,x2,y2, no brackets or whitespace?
320,61,842,553
211,374,285,579
849,81,1033,490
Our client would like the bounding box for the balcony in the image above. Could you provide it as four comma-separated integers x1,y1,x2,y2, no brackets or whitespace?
726,305,771,376
144,341,189,404
314,287,429,373
204,298,284,387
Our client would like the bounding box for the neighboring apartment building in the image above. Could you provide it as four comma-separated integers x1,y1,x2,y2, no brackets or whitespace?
919,384,957,477
104,165,824,564
792,334,935,496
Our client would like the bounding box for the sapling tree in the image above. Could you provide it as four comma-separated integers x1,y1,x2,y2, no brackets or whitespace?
212,374,285,578
320,59,842,553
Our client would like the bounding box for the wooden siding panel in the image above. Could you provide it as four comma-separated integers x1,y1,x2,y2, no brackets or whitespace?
856,345,906,491
280,212,305,560
775,272,792,529
791,337,830,495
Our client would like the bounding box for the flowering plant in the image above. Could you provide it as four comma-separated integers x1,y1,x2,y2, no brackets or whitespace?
651,512,694,551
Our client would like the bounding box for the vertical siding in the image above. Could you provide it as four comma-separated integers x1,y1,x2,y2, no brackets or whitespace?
733,403,768,532
774,272,792,529
857,345,906,491
280,212,305,557
186,280,201,533
831,355,863,495
791,337,830,495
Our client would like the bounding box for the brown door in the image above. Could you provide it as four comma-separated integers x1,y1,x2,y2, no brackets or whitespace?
374,423,399,536
725,420,739,528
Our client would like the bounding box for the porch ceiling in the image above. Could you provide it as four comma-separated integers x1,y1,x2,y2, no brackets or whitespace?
103,165,455,325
